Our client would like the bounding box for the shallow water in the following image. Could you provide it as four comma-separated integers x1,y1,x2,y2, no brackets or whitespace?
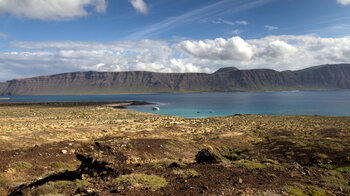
1,90,350,118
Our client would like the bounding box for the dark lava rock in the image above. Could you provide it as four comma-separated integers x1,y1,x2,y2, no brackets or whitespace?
76,142,128,178
169,162,180,168
195,149,222,164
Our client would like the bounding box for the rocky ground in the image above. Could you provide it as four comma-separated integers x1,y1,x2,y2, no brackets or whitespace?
0,102,349,195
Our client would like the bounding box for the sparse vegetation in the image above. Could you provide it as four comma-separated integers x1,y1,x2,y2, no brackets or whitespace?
336,167,350,174
219,146,239,160
31,184,57,196
9,161,33,170
1,104,350,195
288,183,326,196
173,169,199,178
234,160,266,169
150,159,175,168
49,161,75,171
0,178,12,188
113,174,167,191
52,179,90,190
317,163,333,169
321,170,350,193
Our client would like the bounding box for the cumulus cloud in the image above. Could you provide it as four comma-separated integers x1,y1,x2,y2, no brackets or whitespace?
178,35,350,70
1,35,350,81
0,0,107,20
0,32,7,39
129,0,148,14
338,0,350,5
178,37,254,61
265,25,278,30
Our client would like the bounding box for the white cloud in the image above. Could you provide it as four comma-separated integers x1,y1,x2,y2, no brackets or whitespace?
0,0,107,21
125,0,270,39
231,29,244,35
236,20,248,25
213,18,248,26
129,0,148,14
265,25,279,30
0,32,7,39
1,35,350,81
338,0,350,5
178,37,254,61
178,35,350,71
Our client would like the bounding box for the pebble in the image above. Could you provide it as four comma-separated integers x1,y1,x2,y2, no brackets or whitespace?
61,149,68,154
238,178,243,184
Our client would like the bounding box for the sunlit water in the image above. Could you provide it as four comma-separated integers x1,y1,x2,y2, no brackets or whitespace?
1,90,350,118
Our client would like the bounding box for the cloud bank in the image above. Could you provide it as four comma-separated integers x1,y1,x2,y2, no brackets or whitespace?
0,0,107,20
1,35,350,81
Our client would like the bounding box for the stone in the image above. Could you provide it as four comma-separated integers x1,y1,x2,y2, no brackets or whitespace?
195,149,222,164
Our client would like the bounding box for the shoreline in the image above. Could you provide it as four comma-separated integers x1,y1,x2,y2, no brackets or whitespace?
0,100,152,108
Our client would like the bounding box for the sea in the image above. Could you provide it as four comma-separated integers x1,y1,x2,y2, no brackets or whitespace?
1,90,350,118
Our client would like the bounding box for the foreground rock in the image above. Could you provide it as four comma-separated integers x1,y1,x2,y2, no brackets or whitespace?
195,149,222,164
9,142,128,195
76,142,128,179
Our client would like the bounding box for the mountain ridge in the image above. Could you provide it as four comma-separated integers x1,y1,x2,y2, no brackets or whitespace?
1,63,350,95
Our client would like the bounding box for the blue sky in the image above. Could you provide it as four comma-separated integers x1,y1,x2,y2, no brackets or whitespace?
0,0,350,81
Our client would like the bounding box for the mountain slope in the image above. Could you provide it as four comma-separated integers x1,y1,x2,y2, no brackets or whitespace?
1,64,350,95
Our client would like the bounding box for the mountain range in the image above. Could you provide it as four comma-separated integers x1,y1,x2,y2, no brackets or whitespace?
1,64,350,95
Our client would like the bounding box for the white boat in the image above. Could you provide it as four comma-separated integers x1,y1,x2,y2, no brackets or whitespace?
152,107,160,111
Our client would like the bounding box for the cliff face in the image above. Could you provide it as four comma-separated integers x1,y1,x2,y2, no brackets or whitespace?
0,82,8,93
1,64,350,95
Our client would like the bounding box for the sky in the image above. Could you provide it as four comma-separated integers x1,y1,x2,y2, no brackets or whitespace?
0,0,350,81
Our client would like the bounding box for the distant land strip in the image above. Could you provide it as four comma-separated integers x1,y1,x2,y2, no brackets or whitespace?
1,63,350,95
0,101,151,108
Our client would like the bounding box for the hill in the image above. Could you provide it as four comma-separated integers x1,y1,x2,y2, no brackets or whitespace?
1,64,350,95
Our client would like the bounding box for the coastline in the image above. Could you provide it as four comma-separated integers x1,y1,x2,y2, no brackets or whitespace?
0,100,151,108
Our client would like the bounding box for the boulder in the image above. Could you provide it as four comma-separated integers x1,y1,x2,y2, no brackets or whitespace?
195,149,222,164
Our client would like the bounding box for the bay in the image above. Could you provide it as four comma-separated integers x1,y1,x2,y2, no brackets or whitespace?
1,90,350,118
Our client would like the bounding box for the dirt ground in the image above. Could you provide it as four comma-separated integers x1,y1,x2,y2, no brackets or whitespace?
0,102,349,195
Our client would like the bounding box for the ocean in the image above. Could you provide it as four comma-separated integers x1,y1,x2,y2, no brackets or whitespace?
1,90,350,118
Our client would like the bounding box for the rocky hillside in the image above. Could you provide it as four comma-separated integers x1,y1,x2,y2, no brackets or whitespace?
1,64,350,95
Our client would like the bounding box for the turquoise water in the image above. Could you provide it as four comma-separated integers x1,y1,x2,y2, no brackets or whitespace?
1,90,350,118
